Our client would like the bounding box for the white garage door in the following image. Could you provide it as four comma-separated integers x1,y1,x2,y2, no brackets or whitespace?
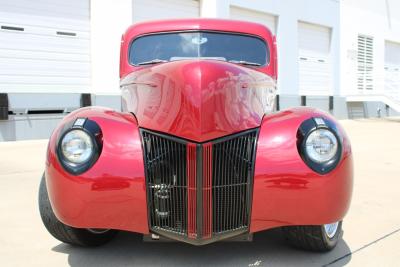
0,0,90,93
384,41,400,102
133,0,200,23
229,6,276,35
298,22,332,96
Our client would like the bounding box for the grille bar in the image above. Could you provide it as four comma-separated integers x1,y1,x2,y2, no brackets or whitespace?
187,143,197,238
202,143,212,239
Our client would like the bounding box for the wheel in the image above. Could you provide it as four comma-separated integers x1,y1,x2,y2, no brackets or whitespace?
38,173,118,246
282,221,342,252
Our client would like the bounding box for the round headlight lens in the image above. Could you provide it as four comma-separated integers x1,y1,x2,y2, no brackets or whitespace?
61,130,94,164
305,129,338,163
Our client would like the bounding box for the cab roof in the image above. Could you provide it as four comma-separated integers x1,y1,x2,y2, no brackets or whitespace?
123,18,273,41
120,18,276,79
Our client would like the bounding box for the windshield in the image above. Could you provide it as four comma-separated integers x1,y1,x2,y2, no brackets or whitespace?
129,31,269,66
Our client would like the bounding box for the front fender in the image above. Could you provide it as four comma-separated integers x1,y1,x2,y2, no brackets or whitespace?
45,107,149,233
250,107,353,232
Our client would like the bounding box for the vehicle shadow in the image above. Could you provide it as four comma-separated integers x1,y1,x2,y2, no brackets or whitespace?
52,228,351,267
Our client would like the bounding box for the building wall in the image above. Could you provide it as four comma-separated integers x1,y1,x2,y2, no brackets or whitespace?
341,0,400,118
0,0,91,94
0,0,93,141
342,0,393,95
91,0,132,96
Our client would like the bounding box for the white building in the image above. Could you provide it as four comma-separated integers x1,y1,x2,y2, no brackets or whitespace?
341,0,400,118
0,0,399,141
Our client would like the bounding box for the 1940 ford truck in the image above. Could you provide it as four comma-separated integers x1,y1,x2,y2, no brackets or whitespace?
39,18,353,251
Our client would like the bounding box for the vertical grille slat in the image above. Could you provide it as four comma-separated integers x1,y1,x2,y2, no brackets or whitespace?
222,141,226,233
141,128,257,241
170,141,176,233
202,143,212,239
187,143,197,238
231,138,237,230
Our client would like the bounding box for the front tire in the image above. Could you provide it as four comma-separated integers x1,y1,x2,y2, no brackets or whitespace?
282,221,342,252
39,174,117,246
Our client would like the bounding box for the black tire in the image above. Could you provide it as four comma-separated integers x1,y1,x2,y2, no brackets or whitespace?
282,221,342,252
39,174,118,246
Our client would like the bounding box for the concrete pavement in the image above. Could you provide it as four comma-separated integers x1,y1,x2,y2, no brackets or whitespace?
0,119,399,267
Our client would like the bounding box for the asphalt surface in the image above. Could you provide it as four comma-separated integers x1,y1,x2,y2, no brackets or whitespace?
0,118,399,267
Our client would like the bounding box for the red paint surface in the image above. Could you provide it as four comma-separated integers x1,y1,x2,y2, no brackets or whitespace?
121,60,275,142
45,107,149,234
250,107,353,232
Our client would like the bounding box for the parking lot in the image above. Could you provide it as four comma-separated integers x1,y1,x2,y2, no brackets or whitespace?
0,118,399,267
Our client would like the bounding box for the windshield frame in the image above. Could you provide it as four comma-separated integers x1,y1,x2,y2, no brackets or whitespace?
128,30,270,68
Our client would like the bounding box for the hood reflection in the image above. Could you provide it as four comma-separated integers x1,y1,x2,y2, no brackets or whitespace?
121,60,276,142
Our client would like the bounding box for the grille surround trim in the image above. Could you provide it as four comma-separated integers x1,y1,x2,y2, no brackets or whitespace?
140,128,259,245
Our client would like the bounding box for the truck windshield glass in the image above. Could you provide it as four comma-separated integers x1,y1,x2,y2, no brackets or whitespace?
129,31,269,66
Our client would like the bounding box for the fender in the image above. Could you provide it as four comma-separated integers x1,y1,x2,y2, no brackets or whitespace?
45,107,149,233
250,107,353,232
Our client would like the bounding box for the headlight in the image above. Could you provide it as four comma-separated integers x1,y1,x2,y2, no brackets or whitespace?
61,130,94,164
57,118,103,175
297,117,342,174
305,129,338,163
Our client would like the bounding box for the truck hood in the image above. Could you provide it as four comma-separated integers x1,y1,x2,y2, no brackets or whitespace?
120,60,276,142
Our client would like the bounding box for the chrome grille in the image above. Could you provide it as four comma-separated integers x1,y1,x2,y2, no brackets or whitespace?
141,131,187,235
140,128,258,243
212,130,257,234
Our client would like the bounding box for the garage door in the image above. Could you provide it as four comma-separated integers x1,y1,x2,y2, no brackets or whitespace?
298,22,332,96
229,6,276,35
0,0,90,93
133,0,200,23
384,41,400,102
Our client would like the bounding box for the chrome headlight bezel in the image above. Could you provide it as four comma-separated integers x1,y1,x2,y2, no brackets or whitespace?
305,129,338,163
60,129,94,164
57,118,102,175
297,117,342,174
